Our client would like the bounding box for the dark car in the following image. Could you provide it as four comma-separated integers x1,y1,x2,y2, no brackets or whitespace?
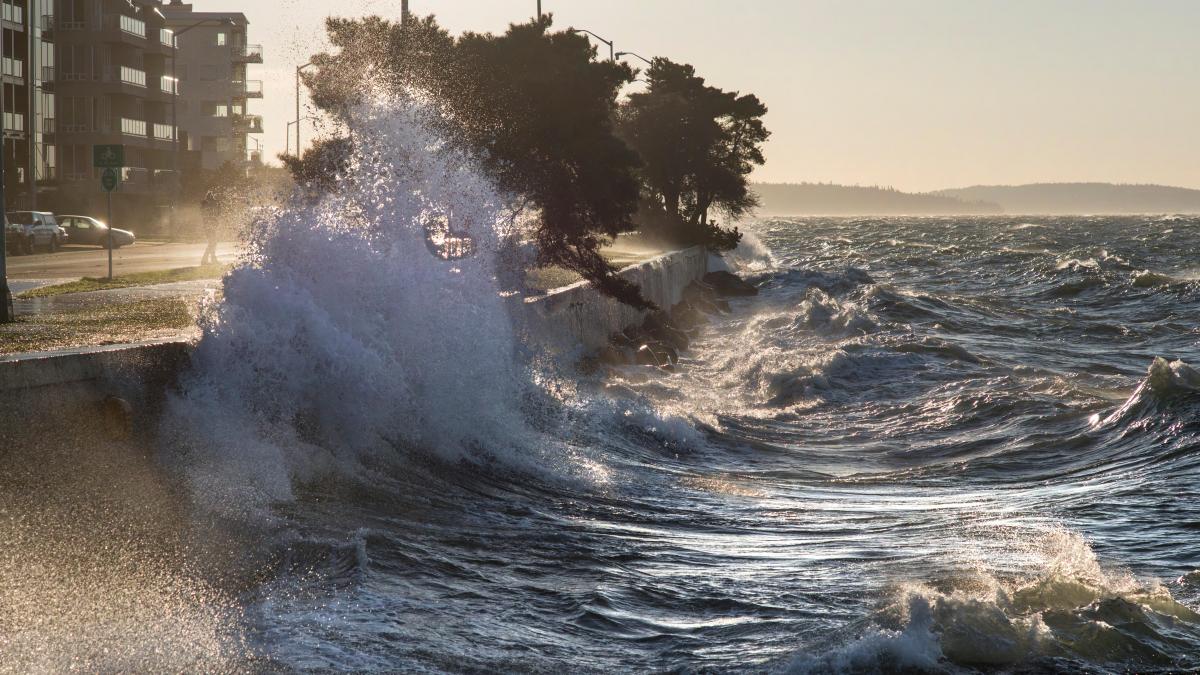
6,211,65,254
57,215,136,249
3,214,21,255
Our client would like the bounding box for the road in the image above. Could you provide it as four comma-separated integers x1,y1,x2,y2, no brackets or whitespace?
3,241,241,281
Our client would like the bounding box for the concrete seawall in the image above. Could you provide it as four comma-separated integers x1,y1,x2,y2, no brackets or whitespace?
0,247,708,431
523,246,708,353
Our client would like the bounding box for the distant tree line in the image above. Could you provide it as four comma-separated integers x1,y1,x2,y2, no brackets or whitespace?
284,14,768,308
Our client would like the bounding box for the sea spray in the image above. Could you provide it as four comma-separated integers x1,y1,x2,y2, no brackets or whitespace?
160,95,590,516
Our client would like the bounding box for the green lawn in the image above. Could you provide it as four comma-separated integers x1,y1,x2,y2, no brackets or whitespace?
0,298,194,355
18,264,229,298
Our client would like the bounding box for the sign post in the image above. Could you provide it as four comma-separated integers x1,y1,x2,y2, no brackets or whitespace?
94,145,124,280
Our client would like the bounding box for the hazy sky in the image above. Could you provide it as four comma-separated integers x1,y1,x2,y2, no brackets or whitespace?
242,0,1200,192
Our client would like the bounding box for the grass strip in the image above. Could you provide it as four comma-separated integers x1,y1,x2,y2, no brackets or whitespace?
18,264,229,298
0,298,194,355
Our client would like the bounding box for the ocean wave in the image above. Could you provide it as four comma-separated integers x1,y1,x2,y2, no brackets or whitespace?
785,528,1200,672
1095,357,1200,428
158,95,600,518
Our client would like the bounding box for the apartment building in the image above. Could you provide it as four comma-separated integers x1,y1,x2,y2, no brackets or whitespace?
162,1,261,171
1,0,55,209
51,0,179,221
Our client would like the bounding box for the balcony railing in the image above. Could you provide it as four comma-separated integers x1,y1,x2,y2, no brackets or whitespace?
2,2,23,24
119,15,146,38
41,14,53,31
4,111,24,132
153,123,176,141
119,65,147,88
233,114,264,134
233,79,263,98
2,57,22,79
160,28,175,48
234,44,263,62
120,118,147,137
160,75,179,94
41,116,54,134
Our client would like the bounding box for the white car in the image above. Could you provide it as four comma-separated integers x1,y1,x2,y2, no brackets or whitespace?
6,211,66,254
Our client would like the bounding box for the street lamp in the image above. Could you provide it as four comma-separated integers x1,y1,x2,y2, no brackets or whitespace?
0,21,9,322
615,51,653,66
169,18,236,240
571,28,613,61
286,117,318,157
295,62,316,157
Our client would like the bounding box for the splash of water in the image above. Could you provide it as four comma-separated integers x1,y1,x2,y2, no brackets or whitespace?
160,95,595,517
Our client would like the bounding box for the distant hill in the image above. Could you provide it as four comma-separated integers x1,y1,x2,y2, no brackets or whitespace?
752,182,1002,216
934,183,1200,215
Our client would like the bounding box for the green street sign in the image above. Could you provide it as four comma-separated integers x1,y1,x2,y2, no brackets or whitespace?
101,168,120,192
93,144,125,168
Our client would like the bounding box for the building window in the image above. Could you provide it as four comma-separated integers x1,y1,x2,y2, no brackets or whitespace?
216,32,227,46
231,103,243,115
205,102,229,118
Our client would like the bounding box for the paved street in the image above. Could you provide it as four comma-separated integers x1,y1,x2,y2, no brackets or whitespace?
3,241,241,281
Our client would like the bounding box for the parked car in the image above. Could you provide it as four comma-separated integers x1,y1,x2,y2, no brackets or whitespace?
4,214,21,255
57,215,136,249
6,211,65,254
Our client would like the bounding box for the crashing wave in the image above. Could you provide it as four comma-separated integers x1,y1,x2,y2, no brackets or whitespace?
159,95,592,517
784,528,1200,672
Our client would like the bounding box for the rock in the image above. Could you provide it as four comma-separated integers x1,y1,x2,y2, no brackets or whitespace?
101,396,133,441
643,312,690,351
671,301,705,330
653,342,678,365
599,345,629,366
703,270,758,296
714,299,731,313
635,344,664,367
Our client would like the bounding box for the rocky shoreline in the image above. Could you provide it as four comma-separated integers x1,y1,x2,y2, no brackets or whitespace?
595,270,757,371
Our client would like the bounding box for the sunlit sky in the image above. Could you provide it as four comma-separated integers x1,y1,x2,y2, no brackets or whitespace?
242,0,1200,192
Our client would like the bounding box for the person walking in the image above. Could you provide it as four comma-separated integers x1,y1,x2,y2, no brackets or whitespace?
200,190,220,266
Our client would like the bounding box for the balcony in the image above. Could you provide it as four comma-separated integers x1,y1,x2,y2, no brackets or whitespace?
234,44,263,64
160,28,175,49
233,79,263,99
3,111,24,133
41,13,53,33
118,65,147,88
119,15,146,39
160,75,179,95
233,114,263,134
121,118,147,137
153,123,176,141
41,116,54,134
2,57,23,79
2,2,23,25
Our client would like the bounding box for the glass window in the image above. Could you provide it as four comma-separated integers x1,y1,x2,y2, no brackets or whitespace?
216,32,227,46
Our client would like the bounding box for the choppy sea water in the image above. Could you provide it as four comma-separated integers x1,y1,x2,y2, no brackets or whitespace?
10,101,1196,671
217,214,1198,673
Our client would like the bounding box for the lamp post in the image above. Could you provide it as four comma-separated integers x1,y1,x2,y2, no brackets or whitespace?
169,18,236,240
295,62,315,157
571,28,613,61
536,1,541,19
0,20,9,322
615,51,653,66
286,117,318,156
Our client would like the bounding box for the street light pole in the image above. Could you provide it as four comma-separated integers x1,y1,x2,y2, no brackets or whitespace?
615,51,653,66
295,62,315,157
537,1,541,19
572,28,613,61
0,24,10,323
